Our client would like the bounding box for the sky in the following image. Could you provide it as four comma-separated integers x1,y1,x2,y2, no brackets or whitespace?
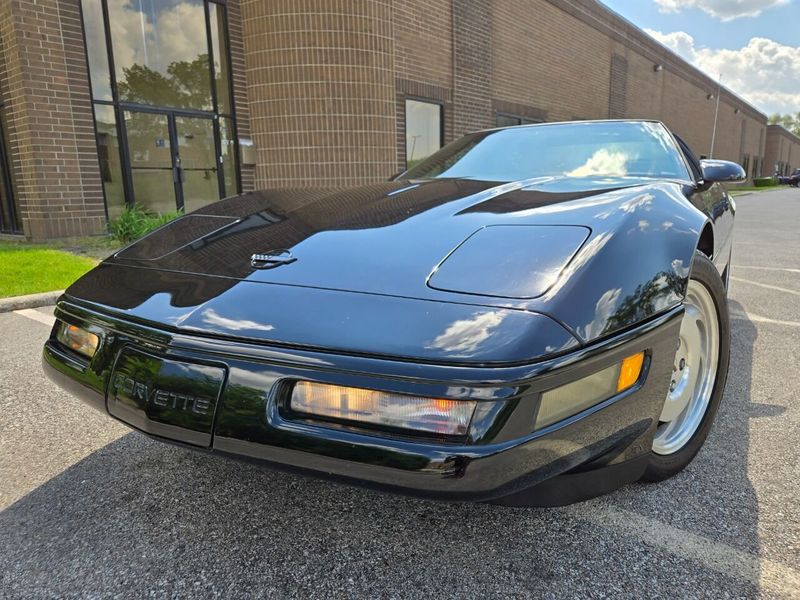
599,0,800,116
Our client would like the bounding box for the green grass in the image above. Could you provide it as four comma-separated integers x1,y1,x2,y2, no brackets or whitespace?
729,185,784,196
0,243,98,298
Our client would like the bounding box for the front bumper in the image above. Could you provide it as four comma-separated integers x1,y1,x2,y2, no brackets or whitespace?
43,300,682,505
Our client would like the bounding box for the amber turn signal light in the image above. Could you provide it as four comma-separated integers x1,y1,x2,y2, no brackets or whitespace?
617,351,645,393
535,351,647,430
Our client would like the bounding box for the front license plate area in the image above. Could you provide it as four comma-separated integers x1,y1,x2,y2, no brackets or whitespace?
108,347,226,447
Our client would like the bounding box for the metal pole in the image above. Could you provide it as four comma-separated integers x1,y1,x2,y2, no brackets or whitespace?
709,73,722,158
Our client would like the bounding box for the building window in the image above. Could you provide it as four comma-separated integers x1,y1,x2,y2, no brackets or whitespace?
405,99,442,169
81,0,240,215
496,113,542,128
741,154,750,177
0,102,21,234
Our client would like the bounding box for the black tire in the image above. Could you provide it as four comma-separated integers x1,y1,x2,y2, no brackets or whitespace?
641,250,731,482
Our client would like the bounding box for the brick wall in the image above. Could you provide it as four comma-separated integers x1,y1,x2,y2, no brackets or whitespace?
239,0,396,189
226,0,255,193
452,0,493,137
1,0,105,239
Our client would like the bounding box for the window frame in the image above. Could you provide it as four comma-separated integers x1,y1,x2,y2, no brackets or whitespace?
0,100,21,234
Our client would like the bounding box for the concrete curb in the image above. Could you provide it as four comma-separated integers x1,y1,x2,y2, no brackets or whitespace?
0,290,64,313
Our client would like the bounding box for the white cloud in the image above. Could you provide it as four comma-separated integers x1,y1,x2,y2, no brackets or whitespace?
654,0,789,21
646,29,800,114
567,149,630,177
107,1,209,76
426,311,505,355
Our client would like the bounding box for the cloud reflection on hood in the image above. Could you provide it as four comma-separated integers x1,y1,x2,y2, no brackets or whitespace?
426,311,506,355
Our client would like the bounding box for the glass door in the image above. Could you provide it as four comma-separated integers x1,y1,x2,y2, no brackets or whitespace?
123,110,179,214
175,116,220,212
122,110,225,213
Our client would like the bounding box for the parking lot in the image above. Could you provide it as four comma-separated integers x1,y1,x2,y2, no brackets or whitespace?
1,187,799,599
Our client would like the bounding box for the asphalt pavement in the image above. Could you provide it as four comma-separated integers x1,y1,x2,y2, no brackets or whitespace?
1,187,799,599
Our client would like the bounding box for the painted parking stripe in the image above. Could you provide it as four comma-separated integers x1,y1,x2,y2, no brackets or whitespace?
730,309,800,328
566,502,800,598
13,308,56,328
730,276,800,297
734,265,800,274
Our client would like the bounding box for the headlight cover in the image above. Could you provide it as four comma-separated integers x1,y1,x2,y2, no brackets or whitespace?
56,322,100,358
290,381,477,436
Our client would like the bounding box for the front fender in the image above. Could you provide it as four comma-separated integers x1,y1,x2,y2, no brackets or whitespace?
529,183,708,344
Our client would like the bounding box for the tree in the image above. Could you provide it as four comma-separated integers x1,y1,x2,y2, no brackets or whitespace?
116,56,213,110
768,113,800,137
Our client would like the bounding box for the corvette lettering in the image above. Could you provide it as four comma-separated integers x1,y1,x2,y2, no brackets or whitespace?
113,374,211,415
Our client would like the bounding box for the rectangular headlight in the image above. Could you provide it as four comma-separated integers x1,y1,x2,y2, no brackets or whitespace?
290,381,477,436
535,352,644,430
56,322,99,358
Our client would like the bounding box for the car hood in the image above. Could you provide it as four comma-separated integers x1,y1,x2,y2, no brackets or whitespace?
66,175,701,362
108,176,639,295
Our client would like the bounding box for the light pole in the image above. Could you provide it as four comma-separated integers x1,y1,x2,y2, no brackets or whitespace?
709,73,722,159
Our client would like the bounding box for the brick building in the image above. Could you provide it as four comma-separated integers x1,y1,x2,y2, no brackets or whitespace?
0,0,769,240
764,124,800,177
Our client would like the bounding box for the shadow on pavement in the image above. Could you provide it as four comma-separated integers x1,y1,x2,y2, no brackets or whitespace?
0,302,766,598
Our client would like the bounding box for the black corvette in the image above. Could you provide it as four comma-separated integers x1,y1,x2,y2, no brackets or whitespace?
44,120,745,506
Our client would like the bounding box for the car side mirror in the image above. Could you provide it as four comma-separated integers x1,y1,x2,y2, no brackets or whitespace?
699,159,747,184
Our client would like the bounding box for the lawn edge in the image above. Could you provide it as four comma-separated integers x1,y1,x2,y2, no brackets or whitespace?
0,290,64,313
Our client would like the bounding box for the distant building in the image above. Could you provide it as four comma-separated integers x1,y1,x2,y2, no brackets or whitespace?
0,0,770,240
764,125,800,177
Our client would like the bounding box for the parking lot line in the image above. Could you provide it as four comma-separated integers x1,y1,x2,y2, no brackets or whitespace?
567,502,800,599
734,265,800,274
730,276,800,297
13,309,55,328
730,309,800,328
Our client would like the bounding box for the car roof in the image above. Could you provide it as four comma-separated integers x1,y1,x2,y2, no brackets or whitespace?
477,118,666,134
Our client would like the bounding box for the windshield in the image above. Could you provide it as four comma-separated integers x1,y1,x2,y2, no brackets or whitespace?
403,121,691,182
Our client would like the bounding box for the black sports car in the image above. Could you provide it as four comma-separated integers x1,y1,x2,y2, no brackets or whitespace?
44,120,745,506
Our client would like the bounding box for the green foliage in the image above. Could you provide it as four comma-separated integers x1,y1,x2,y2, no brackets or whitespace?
753,176,778,187
0,244,97,298
117,56,212,110
108,204,182,244
768,113,800,137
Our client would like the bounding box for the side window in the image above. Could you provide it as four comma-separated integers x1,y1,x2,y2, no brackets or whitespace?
405,99,442,169
673,134,703,182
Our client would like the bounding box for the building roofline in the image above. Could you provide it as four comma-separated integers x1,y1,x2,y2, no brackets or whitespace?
547,0,768,123
766,123,800,144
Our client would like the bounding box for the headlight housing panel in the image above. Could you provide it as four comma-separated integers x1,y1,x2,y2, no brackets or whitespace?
290,381,477,437
56,321,100,358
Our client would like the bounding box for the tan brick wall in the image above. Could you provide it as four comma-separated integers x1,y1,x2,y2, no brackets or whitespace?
765,125,800,176
394,0,452,90
1,0,105,240
493,0,612,123
240,0,396,188
226,0,255,193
